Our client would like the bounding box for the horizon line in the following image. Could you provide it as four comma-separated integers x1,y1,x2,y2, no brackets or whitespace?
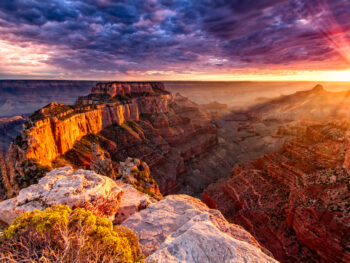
1,79,350,83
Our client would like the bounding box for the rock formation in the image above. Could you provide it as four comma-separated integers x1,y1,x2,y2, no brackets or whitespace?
0,166,123,224
0,153,11,200
75,81,167,104
0,152,50,201
118,157,162,199
90,143,115,178
9,83,172,166
180,85,350,196
249,85,350,121
0,166,279,262
8,82,217,195
204,122,350,263
114,182,153,224
122,195,277,263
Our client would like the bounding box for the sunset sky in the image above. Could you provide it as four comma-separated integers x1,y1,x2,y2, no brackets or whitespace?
0,0,349,81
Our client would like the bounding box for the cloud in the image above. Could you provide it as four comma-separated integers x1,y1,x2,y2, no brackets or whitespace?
0,0,349,79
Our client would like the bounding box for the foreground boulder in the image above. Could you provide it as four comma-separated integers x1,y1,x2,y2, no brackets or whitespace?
0,167,278,262
0,166,123,224
114,182,153,224
122,195,277,263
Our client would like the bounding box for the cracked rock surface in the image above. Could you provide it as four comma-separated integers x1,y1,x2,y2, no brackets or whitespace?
0,166,123,224
122,195,277,263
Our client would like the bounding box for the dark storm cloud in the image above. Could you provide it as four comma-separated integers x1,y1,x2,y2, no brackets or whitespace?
0,0,349,75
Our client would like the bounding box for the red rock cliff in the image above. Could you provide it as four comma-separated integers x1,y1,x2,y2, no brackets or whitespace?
204,121,350,263
10,82,172,166
8,83,218,196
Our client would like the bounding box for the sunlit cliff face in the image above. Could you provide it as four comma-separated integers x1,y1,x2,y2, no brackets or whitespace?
0,0,349,80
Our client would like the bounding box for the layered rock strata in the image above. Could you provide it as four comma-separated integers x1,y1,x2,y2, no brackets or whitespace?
204,122,350,263
76,81,167,104
10,87,171,166
8,82,217,194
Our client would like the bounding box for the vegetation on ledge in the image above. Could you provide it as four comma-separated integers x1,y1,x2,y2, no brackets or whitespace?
0,205,144,263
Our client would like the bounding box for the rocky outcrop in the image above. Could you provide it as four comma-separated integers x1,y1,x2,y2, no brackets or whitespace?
114,182,153,224
0,166,123,224
204,122,350,263
122,195,277,263
90,143,114,178
118,157,162,199
8,83,218,195
0,165,277,262
9,88,172,166
76,81,167,104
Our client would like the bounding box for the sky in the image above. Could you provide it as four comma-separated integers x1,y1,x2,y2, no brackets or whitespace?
0,0,349,81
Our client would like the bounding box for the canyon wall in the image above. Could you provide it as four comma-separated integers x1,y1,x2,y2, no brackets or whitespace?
204,121,350,263
9,82,172,166
90,81,164,97
8,82,218,195
58,93,217,195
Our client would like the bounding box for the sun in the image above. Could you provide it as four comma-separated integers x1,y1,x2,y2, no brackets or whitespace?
320,70,350,81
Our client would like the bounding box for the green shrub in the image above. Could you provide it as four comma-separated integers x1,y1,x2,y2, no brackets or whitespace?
0,205,144,263
126,167,162,200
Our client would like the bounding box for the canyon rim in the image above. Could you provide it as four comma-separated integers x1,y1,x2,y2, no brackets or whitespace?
1,0,350,262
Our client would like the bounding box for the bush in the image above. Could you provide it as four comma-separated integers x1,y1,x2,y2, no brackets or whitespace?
127,165,162,200
0,205,144,262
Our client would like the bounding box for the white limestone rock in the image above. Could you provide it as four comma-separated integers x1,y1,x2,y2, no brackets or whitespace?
114,182,153,224
122,195,277,263
148,213,278,263
0,166,123,224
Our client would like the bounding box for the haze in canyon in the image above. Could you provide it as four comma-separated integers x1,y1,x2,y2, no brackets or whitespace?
0,0,350,262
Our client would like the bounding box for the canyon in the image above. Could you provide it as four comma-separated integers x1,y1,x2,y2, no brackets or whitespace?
1,82,350,262
5,82,217,196
4,80,347,118
203,87,350,263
